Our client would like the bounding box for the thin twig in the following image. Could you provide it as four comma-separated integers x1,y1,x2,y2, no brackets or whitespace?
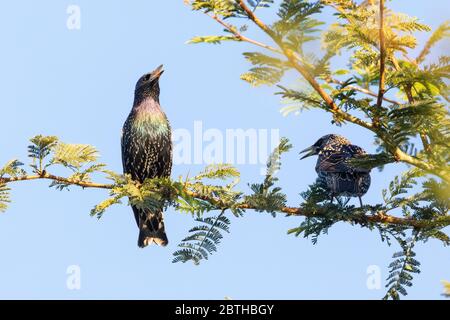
376,0,386,109
205,12,281,54
326,77,400,105
0,173,113,189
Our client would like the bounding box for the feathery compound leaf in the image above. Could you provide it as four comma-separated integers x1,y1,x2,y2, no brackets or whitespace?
90,195,124,219
245,137,291,215
243,52,286,68
51,143,99,170
188,35,238,44
241,67,285,87
0,160,26,178
173,210,230,265
0,183,11,212
383,232,421,300
382,169,420,207
28,135,59,172
442,280,450,298
273,1,323,52
28,135,59,159
265,137,292,182
193,164,240,181
247,0,274,11
188,0,239,17
274,0,323,32
277,85,324,111
417,21,450,64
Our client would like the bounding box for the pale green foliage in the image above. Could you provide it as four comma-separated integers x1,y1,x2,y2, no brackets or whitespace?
273,0,324,53
188,35,237,44
247,0,273,10
417,21,450,64
51,143,99,170
189,0,239,17
241,67,285,86
0,160,26,212
0,160,26,178
0,183,10,212
5,135,109,190
0,136,112,209
28,135,59,172
91,195,123,220
194,163,239,180
173,210,230,265
383,233,421,300
246,137,292,216
443,280,450,298
25,136,109,190
241,52,287,86
323,2,430,55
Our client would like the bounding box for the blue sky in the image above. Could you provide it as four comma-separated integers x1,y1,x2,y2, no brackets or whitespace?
0,1,448,299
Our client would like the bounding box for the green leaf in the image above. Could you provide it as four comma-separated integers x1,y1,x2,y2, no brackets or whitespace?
241,67,285,87
243,52,286,68
173,210,230,265
0,183,11,212
188,35,238,45
193,164,240,181
28,135,58,158
91,195,124,219
0,160,26,178
51,142,99,170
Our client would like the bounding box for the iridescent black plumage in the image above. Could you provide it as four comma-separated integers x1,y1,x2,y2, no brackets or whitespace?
300,134,371,206
121,65,172,247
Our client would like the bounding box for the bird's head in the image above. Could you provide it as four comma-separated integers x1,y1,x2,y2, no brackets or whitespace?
300,134,351,159
134,64,164,102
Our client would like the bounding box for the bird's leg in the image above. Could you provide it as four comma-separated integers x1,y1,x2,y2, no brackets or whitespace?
358,196,363,208
330,195,334,204
343,197,351,206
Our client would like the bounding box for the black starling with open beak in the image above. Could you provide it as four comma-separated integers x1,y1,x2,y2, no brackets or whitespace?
300,134,371,207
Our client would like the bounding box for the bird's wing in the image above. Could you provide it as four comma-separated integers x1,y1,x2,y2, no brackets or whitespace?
120,127,126,173
317,145,370,173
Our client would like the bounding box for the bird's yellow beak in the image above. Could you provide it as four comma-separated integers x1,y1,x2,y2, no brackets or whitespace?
299,146,317,160
150,64,164,81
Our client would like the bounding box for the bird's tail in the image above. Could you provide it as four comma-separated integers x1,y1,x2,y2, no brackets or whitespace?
136,208,168,248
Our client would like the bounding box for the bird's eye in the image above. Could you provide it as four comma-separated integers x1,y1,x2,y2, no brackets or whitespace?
143,74,151,82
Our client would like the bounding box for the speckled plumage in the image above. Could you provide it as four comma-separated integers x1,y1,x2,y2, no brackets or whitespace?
300,134,371,206
121,65,172,247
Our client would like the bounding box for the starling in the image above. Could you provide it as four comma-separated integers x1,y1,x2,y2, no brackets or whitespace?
121,65,172,247
300,134,371,206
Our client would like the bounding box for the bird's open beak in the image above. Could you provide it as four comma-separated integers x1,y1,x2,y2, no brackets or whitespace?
150,64,164,81
299,146,317,160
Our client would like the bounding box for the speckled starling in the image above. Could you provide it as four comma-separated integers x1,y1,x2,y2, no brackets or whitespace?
121,65,172,247
300,134,371,206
